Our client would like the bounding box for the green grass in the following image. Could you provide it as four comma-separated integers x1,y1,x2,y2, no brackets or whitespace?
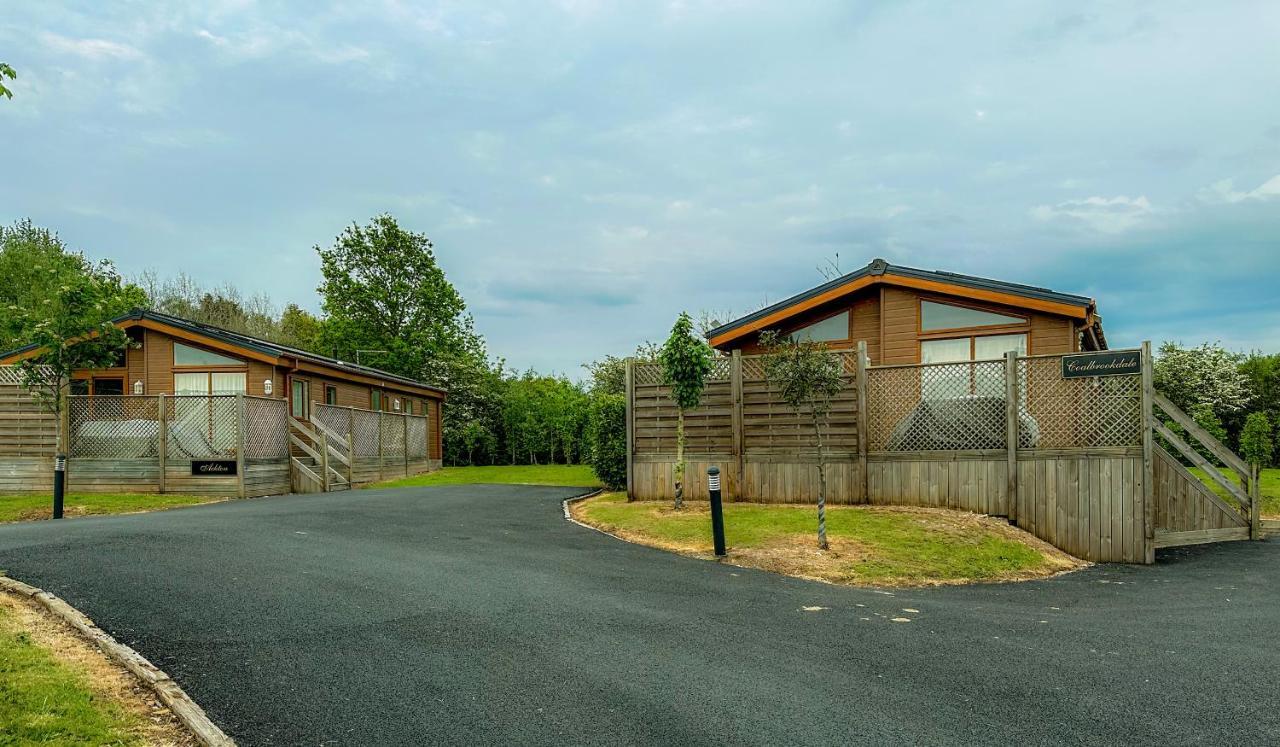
574,493,1074,586
0,492,219,523
0,604,141,745
371,464,603,489
1188,466,1280,518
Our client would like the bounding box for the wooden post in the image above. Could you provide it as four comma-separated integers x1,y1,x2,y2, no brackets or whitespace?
157,394,167,494
377,411,385,481
730,350,744,500
320,432,331,492
1140,341,1156,562
403,411,410,477
1004,351,1019,523
625,359,634,501
235,393,246,499
856,341,869,504
1254,463,1264,539
347,407,355,486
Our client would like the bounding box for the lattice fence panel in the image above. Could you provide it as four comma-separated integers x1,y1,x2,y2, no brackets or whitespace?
707,357,732,381
633,363,662,386
68,396,160,458
167,395,238,459
312,404,352,440
244,397,288,459
1020,355,1141,448
866,361,1010,451
380,413,406,458
406,416,428,459
351,409,381,457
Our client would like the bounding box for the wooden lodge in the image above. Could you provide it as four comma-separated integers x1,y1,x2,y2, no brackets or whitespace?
626,259,1265,564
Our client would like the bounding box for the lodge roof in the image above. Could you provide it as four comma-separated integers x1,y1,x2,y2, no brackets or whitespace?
705,258,1106,349
0,308,446,397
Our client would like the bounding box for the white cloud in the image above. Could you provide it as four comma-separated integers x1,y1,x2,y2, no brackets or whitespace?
1200,174,1280,203
1030,195,1154,233
41,32,143,61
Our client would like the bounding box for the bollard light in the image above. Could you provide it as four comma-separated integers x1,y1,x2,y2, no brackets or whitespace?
707,466,726,557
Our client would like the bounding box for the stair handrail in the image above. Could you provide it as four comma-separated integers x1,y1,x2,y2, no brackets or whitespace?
1151,392,1250,479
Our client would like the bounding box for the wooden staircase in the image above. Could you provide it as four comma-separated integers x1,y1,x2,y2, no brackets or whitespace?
289,417,352,494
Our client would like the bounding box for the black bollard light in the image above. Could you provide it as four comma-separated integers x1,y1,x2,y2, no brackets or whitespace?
707,466,726,557
53,453,66,520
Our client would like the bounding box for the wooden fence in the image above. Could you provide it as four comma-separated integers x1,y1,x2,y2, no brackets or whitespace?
626,343,1263,564
309,402,438,489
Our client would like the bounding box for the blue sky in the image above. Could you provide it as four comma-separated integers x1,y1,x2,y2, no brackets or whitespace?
2,1,1278,376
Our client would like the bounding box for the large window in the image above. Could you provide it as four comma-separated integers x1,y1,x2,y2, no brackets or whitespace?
921,301,1024,332
920,333,1026,399
371,390,383,411
174,372,247,395
174,342,243,366
789,311,849,342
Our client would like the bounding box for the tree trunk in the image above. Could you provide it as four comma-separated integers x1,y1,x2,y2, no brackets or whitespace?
812,409,829,551
674,408,685,510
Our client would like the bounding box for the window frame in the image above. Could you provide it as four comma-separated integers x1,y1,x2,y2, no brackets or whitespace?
370,390,383,411
917,297,1030,338
291,378,310,419
325,385,338,406
784,308,853,345
172,342,246,368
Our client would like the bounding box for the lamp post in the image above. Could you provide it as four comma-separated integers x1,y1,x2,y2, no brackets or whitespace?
707,466,726,557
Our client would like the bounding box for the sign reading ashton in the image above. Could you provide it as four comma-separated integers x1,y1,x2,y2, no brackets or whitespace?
1061,350,1142,379
191,459,237,476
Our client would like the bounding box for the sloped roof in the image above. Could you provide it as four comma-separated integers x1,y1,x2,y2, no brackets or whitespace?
706,258,1102,348
1,308,446,396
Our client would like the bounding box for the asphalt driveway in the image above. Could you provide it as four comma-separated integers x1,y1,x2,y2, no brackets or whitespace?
0,485,1275,745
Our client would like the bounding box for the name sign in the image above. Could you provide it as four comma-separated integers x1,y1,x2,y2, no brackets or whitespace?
191,460,237,476
1061,351,1141,379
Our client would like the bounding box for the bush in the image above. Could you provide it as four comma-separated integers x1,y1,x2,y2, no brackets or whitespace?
1240,412,1274,467
589,393,627,490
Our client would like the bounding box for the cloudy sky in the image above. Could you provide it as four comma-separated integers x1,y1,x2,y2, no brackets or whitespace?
2,1,1278,376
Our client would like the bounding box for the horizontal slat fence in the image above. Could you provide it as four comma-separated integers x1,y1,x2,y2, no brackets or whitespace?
0,376,56,493
626,344,1247,563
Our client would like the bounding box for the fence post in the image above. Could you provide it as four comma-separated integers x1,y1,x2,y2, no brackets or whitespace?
347,407,356,486
625,359,634,501
157,394,167,494
235,393,247,499
377,411,385,481
1004,351,1019,523
1140,340,1156,562
320,432,331,492
856,341,869,504
1250,464,1261,541
403,411,410,477
730,350,744,500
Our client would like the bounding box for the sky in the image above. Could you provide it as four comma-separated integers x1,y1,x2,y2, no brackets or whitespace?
2,1,1278,378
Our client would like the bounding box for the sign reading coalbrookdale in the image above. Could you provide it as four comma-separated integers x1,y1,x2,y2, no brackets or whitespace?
191,459,237,476
1060,351,1142,379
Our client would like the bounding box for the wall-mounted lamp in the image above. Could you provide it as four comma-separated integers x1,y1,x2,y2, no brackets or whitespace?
133,380,144,395
264,379,273,396
393,398,401,411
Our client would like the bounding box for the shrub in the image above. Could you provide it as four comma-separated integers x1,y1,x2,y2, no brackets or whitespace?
1240,412,1274,467
589,393,627,490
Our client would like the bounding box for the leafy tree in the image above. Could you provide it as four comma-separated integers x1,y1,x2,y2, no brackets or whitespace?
1153,342,1250,424
658,312,713,509
277,303,324,351
760,330,844,550
1,220,145,351
589,393,627,490
1237,352,1280,444
584,343,659,397
0,63,14,99
1240,412,1274,468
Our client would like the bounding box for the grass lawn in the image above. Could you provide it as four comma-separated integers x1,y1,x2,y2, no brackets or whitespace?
571,493,1081,587
1188,466,1280,518
371,464,603,490
0,493,220,523
0,592,191,745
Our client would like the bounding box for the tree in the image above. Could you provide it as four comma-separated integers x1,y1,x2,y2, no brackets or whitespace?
0,63,14,100
12,262,135,518
1,220,146,351
584,343,659,397
1153,342,1250,423
277,304,324,351
760,330,844,550
658,312,713,509
1240,412,1274,468
589,393,627,490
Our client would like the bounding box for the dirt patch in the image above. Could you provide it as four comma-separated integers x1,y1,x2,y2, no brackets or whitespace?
0,591,199,746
